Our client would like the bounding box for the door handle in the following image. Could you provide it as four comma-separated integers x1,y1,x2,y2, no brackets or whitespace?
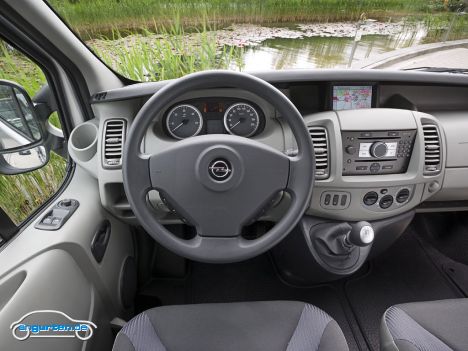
90,220,111,263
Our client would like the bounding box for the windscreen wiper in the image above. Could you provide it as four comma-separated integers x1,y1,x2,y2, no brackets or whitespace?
403,67,468,75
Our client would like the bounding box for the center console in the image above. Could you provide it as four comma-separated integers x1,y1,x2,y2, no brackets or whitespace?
278,107,445,284
298,108,445,222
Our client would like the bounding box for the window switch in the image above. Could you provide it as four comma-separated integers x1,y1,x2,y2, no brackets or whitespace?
332,195,339,206
340,195,347,206
43,217,53,225
324,194,331,205
35,199,79,231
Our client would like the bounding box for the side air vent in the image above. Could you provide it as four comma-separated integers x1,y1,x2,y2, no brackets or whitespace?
308,126,330,180
103,119,126,168
422,124,441,175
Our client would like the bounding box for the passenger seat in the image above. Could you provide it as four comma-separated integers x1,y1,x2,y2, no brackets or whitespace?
380,298,468,351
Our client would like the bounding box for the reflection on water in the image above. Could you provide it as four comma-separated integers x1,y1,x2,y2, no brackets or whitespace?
237,23,428,70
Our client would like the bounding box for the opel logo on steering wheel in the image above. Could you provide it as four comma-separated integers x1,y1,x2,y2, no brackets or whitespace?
208,159,232,181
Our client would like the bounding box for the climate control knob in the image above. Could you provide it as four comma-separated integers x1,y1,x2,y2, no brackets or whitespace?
370,142,388,158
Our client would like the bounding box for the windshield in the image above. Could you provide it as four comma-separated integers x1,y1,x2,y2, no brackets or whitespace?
48,0,468,81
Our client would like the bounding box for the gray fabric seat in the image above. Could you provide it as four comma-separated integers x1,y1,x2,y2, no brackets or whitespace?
380,298,468,351
113,301,349,351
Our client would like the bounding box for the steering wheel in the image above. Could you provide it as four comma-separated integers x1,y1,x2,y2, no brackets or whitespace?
123,71,314,263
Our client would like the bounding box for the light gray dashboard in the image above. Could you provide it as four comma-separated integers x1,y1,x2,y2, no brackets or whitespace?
68,70,468,224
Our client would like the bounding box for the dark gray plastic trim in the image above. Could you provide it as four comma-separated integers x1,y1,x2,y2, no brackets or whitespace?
90,69,468,103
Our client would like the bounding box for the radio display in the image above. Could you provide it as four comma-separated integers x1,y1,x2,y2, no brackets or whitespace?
332,85,373,110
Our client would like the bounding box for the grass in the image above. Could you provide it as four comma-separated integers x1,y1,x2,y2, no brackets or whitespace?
90,22,244,81
0,43,67,225
0,153,67,224
49,0,447,39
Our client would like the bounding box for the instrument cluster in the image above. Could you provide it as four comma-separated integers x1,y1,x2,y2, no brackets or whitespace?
164,97,265,139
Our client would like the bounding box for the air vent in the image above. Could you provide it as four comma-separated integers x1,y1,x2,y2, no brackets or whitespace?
308,126,330,179
422,124,441,175
103,119,126,168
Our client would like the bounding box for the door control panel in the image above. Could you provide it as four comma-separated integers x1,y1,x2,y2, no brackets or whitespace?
35,199,79,231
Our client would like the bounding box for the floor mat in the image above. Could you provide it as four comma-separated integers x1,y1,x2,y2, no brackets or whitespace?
139,254,364,351
345,229,462,351
415,212,468,265
137,222,464,351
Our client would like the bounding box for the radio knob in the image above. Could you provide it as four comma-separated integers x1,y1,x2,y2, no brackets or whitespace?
370,142,388,158
345,145,357,155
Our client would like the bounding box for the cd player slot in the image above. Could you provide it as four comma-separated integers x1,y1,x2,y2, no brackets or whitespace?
356,136,402,140
354,159,398,162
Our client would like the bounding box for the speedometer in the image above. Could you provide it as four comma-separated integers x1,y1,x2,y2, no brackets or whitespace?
224,103,260,137
166,104,203,139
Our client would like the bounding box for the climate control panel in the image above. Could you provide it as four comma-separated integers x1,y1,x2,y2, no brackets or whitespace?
361,186,414,212
342,130,416,175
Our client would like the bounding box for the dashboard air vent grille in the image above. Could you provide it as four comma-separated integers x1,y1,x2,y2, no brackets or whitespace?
103,119,126,168
308,126,330,180
422,124,441,175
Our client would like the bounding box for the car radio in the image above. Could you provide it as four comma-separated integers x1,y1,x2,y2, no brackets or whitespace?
342,130,416,175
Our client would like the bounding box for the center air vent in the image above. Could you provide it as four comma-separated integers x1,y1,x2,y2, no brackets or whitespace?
308,126,330,179
422,124,441,175
103,119,126,168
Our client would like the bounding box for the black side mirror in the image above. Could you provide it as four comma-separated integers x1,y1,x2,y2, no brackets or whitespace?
0,79,49,175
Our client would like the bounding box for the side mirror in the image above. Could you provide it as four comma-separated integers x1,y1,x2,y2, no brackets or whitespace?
0,80,49,175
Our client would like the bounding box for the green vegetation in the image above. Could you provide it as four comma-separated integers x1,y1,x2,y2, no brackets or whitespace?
90,23,244,81
0,153,67,224
49,0,446,39
0,43,67,225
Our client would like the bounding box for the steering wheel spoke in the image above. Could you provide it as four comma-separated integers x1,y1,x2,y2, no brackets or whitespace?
286,155,311,197
124,153,152,203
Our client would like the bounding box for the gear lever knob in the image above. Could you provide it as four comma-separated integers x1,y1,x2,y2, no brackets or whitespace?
345,221,374,247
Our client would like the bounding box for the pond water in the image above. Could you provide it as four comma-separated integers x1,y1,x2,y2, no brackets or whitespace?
89,20,441,77
228,22,429,70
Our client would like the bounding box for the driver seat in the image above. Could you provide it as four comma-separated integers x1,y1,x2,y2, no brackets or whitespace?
112,301,349,351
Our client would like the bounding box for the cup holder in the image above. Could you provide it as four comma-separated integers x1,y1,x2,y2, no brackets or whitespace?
69,122,98,162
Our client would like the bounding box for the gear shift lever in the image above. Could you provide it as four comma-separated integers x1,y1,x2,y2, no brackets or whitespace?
344,221,374,247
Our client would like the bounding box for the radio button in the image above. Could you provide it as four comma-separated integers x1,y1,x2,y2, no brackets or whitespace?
388,131,399,137
345,146,357,155
370,163,381,173
356,165,368,171
382,165,393,170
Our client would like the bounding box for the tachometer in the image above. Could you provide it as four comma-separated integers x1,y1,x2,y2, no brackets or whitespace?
166,104,203,139
224,103,260,137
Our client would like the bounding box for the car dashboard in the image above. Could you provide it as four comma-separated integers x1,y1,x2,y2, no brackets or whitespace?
76,69,468,224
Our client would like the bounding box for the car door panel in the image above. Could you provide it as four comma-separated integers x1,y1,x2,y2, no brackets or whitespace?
0,167,134,350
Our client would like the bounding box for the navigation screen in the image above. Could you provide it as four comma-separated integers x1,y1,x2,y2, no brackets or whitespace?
332,85,373,110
